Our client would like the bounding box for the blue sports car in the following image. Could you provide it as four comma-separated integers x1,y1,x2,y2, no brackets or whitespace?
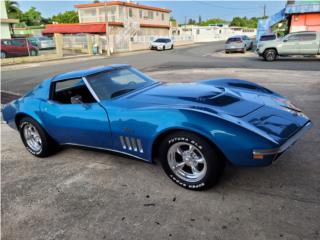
2,65,312,190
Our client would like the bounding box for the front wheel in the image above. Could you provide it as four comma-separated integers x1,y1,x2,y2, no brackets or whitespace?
159,131,224,190
19,117,57,157
263,49,277,61
170,44,174,50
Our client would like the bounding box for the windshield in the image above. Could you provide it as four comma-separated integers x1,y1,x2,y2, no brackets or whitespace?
154,38,168,43
260,35,276,41
86,67,157,100
226,37,242,43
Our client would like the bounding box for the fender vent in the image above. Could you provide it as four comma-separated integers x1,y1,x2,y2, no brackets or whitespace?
120,136,144,153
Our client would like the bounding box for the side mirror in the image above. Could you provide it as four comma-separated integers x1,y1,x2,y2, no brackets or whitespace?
70,95,83,104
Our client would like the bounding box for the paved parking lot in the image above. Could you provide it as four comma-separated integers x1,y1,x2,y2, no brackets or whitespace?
2,68,319,240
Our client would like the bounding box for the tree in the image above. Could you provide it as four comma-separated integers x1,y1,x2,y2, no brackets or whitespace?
20,7,42,26
200,18,225,26
5,0,22,19
229,16,267,28
52,11,79,24
188,18,196,25
93,0,100,2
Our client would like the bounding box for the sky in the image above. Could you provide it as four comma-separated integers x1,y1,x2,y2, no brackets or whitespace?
16,0,287,23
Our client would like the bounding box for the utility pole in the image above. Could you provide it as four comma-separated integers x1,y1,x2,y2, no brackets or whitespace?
104,1,111,56
263,4,266,18
185,16,187,30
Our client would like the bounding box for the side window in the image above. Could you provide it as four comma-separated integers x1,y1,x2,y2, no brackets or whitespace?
51,78,96,104
297,33,316,41
12,39,25,46
285,34,298,42
2,40,12,45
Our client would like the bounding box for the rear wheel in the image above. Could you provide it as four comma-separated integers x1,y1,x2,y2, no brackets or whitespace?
19,117,57,157
1,51,6,59
159,131,224,190
242,46,246,53
30,49,37,56
264,49,277,61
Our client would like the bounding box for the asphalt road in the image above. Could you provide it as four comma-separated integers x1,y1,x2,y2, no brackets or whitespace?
2,41,320,96
2,68,320,240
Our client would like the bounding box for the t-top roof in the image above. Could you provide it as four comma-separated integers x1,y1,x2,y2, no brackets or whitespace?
52,64,130,81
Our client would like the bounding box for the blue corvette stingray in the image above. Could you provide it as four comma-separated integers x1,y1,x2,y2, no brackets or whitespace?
2,65,312,190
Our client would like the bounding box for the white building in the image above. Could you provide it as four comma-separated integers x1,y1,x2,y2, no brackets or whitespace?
174,25,256,42
1,1,19,39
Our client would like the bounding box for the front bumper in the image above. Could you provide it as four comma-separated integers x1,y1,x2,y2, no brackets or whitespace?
253,121,312,162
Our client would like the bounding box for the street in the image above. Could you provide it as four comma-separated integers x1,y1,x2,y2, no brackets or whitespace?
1,41,320,96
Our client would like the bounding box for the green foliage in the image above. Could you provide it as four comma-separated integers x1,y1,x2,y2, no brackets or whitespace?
170,16,176,23
230,16,267,28
20,7,42,26
5,0,22,19
188,18,197,25
52,11,79,24
200,18,225,26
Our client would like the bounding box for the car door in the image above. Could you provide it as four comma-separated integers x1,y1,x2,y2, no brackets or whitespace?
40,78,112,148
11,39,29,57
297,33,318,55
278,34,300,55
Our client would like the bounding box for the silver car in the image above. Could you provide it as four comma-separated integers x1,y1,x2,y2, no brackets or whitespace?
150,38,174,51
28,36,55,50
225,35,253,53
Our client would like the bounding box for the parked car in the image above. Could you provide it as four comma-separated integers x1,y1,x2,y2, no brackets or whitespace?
256,31,320,61
225,35,253,53
1,39,38,58
150,38,174,50
2,65,312,190
259,32,277,42
28,36,55,50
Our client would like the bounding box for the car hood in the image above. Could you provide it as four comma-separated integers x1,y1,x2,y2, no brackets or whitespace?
114,82,310,142
126,82,264,118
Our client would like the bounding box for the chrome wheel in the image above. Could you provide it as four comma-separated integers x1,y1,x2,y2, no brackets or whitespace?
23,123,42,152
167,142,207,182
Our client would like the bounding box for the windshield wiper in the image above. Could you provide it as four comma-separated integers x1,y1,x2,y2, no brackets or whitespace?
111,88,135,98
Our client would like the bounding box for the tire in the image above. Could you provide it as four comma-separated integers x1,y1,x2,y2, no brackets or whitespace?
159,131,224,190
242,47,246,53
19,117,57,157
171,44,174,50
1,51,6,59
225,50,229,54
30,49,37,56
263,49,277,62
163,46,165,51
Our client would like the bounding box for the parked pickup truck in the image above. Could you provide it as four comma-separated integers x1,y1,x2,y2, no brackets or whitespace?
256,31,320,61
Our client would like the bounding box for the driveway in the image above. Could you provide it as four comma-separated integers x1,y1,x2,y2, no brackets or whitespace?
2,68,319,240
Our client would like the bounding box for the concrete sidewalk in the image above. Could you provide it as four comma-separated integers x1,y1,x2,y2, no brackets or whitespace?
2,68,320,240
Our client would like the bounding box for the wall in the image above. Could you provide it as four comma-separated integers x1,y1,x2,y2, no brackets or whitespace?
1,23,11,39
290,13,320,32
1,0,11,39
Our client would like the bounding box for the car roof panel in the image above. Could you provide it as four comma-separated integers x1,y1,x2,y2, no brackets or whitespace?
52,64,130,82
